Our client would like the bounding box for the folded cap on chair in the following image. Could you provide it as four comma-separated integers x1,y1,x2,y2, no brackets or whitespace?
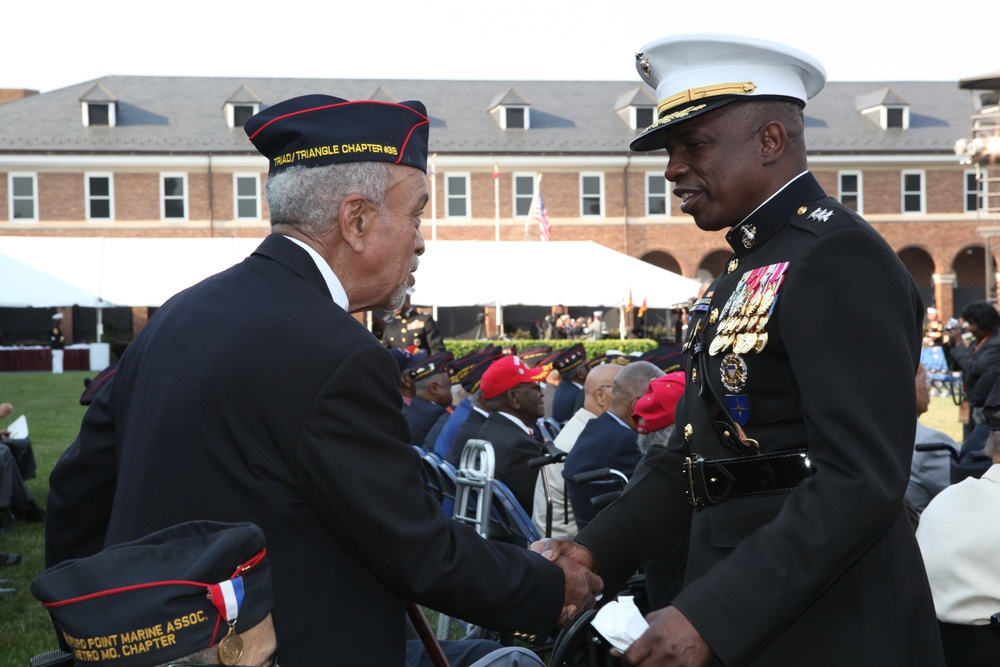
31,521,272,667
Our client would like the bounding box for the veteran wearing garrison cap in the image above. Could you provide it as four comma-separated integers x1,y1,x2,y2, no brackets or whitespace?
534,35,942,665
46,94,600,667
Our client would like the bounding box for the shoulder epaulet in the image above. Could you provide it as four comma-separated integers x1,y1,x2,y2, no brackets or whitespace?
789,199,862,236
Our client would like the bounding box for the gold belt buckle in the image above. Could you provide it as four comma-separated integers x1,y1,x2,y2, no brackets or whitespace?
684,454,704,507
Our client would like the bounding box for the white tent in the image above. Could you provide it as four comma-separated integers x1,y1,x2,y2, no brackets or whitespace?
0,237,699,311
416,241,700,309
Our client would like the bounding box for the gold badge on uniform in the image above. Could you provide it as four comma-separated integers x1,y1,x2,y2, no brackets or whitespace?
720,353,748,393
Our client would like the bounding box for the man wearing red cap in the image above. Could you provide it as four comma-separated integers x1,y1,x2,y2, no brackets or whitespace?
475,355,550,516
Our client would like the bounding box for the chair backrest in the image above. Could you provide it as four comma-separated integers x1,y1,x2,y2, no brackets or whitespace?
453,439,496,539
488,479,542,548
921,346,948,372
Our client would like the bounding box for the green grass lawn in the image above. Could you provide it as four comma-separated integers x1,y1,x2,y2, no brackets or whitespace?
0,371,93,667
0,372,966,667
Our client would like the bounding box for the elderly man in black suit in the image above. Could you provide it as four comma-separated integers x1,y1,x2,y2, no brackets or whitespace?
45,93,601,667
562,361,663,529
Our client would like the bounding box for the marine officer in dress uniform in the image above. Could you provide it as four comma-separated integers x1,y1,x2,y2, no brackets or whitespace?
382,288,446,354
533,34,943,666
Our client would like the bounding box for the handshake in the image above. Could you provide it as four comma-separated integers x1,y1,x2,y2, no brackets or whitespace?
530,537,602,627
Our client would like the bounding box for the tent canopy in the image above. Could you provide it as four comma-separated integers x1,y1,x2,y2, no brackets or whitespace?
0,237,700,310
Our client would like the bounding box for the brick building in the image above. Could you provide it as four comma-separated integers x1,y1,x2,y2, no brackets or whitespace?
0,75,997,330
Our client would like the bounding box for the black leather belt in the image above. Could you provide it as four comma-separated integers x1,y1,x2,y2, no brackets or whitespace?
683,449,815,507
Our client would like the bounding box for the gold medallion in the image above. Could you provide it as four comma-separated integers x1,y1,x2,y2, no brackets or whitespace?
218,627,244,666
747,291,763,314
755,313,770,330
753,332,769,353
733,333,756,354
758,292,775,315
745,315,759,332
709,334,726,356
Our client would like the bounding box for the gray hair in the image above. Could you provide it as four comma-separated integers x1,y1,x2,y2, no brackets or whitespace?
264,161,393,235
730,99,806,152
636,424,675,455
984,429,1000,459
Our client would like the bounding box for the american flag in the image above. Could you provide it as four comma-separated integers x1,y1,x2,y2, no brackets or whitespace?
530,193,551,241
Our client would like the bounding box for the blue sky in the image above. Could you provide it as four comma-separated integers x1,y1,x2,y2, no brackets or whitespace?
5,0,995,93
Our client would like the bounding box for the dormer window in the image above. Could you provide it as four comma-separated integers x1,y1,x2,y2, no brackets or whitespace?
503,106,527,129
616,87,658,130
489,87,532,131
85,103,112,126
226,102,259,129
232,104,257,128
634,106,655,129
856,88,911,130
224,85,263,129
80,84,118,128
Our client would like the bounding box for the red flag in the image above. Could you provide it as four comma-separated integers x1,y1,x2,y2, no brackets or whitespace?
637,296,648,318
492,163,500,179
626,289,634,313
530,192,551,241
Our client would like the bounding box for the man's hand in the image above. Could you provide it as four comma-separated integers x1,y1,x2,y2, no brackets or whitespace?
0,403,12,419
531,538,602,626
618,605,714,667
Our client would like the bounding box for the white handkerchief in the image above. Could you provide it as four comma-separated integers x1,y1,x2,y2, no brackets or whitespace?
6,415,27,439
590,595,649,652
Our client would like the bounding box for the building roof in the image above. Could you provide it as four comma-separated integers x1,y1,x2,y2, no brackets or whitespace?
0,75,980,157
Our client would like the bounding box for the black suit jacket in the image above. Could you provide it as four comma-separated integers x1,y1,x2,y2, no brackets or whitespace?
446,408,487,467
45,234,563,667
473,412,544,514
403,396,446,448
576,174,944,665
562,412,640,481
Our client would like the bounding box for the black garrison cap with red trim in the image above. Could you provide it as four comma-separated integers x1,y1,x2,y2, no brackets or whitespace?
245,94,430,176
32,521,272,667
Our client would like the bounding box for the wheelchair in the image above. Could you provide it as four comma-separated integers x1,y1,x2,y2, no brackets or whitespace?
914,441,991,485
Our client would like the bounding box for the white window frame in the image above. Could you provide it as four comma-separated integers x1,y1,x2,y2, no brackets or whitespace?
160,173,189,221
445,173,470,218
964,169,986,214
82,102,116,127
233,173,260,220
8,172,38,222
645,171,669,217
580,173,604,218
85,172,114,221
838,170,863,214
512,173,536,217
501,106,529,130
227,103,260,129
901,170,925,214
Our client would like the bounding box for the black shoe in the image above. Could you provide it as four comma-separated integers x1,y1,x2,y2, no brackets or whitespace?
0,552,20,566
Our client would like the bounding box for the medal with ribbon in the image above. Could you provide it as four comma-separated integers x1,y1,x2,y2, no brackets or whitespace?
207,577,245,666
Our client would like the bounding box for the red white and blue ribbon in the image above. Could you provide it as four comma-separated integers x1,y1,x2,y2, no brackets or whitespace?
207,577,244,624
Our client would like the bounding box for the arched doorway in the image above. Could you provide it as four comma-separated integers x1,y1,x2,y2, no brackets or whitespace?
953,246,989,314
898,246,935,311
640,250,682,275
697,250,730,283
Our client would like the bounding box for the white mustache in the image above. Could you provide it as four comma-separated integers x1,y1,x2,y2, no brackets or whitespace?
409,257,420,273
